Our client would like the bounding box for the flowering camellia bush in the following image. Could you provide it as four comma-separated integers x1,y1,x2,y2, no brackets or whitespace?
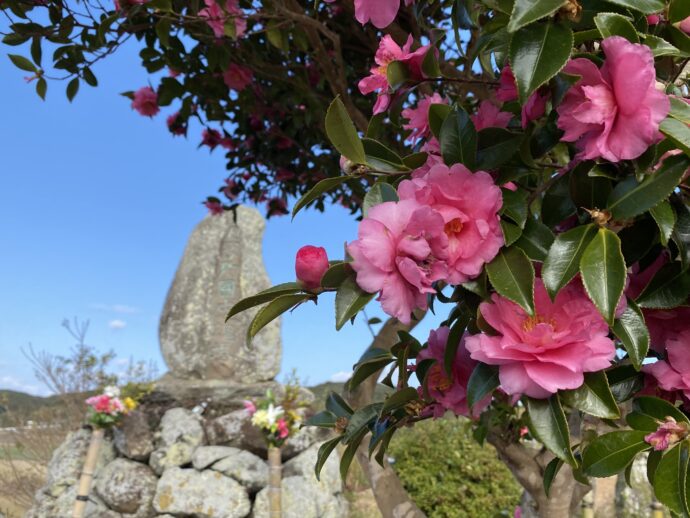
84,385,137,428
6,0,690,516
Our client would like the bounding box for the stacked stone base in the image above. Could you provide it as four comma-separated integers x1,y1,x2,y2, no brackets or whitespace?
26,389,348,518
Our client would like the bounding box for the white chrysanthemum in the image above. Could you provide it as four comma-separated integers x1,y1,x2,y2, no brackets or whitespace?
104,385,121,398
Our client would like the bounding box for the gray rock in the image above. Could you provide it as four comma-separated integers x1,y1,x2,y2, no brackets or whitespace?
150,408,205,475
251,476,348,518
113,410,154,462
205,409,265,451
95,458,157,516
281,426,320,460
192,445,238,470
153,467,251,518
159,206,280,383
210,448,268,492
283,442,344,509
28,485,116,518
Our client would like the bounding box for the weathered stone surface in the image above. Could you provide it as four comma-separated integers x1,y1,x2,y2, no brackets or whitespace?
27,486,117,518
283,442,342,498
150,408,205,475
205,409,265,452
95,458,157,516
153,467,251,518
113,410,154,462
280,426,322,460
251,476,348,518
210,448,268,492
192,445,237,470
159,206,280,383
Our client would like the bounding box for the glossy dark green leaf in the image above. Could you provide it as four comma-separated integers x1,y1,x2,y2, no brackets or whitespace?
509,22,573,104
386,60,410,90
320,262,353,289
579,228,626,325
569,162,611,210
325,96,366,164
501,188,528,228
612,300,650,370
8,53,36,72
362,182,399,217
643,34,682,57
501,220,523,246
507,0,566,33
543,457,564,497
340,428,366,479
669,96,690,125
654,443,690,515
561,371,620,419
669,0,690,23
582,430,650,477
362,139,408,173
66,77,79,102
440,108,477,168
650,201,676,246
660,117,690,156
476,128,523,170
292,176,349,218
428,103,452,140
636,262,690,309
542,224,597,300
608,154,690,219
335,277,375,330
607,365,644,403
605,0,666,14
633,396,690,425
226,282,305,320
247,293,311,343
325,391,353,417
527,396,577,466
466,363,499,410
515,217,555,262
486,246,535,315
315,437,341,480
594,12,639,42
381,387,419,415
305,410,337,428
35,77,47,100
349,348,394,391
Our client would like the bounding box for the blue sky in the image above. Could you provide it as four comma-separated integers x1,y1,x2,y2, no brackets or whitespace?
0,37,436,396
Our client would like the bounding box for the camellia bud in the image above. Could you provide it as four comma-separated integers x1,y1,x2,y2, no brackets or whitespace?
645,417,690,451
295,245,329,290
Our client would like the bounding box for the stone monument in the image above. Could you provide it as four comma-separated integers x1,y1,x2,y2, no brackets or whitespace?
157,206,281,399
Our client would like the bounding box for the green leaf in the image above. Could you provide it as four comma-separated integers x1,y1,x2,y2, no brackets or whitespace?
320,262,353,289
561,371,620,419
650,201,676,246
654,443,690,515
386,60,410,90
66,77,79,102
349,348,394,391
582,431,650,477
486,246,535,315
643,34,682,57
226,282,305,320
509,22,573,104
82,67,97,87
633,396,690,425
526,396,577,466
579,228,626,325
292,176,349,218
594,12,640,43
440,108,477,168
325,97,366,164
636,262,690,309
669,0,690,23
507,0,566,33
501,220,523,246
315,437,341,480
604,0,666,15
8,54,36,72
542,224,598,300
325,391,353,417
515,217,555,262
35,77,47,100
476,128,523,170
30,36,41,66
612,300,650,370
362,182,398,217
670,96,690,125
335,277,375,330
305,411,337,428
501,188,528,228
340,428,366,479
607,365,644,403
660,117,690,156
381,387,419,415
569,162,611,210
2,34,30,46
466,363,499,410
428,104,452,140
155,18,171,47
543,457,564,497
247,294,311,343
362,139,408,173
608,154,690,219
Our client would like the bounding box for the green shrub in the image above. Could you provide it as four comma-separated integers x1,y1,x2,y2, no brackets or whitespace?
389,417,521,518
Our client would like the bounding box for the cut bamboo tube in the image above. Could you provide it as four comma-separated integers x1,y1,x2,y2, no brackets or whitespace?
268,445,282,518
72,427,104,518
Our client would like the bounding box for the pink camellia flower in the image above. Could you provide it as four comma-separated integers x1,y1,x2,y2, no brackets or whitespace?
199,0,246,39
223,63,253,91
166,112,187,136
201,128,223,149
276,418,289,439
223,178,240,200
348,199,448,324
243,400,257,415
465,279,617,398
402,93,446,143
266,197,288,217
647,14,661,25
644,329,690,400
204,199,224,215
471,100,513,131
398,163,503,284
295,245,330,290
679,16,690,34
359,34,431,114
86,395,112,414
557,36,670,162
131,86,159,117
352,0,414,29
645,417,689,451
496,66,548,128
417,327,490,418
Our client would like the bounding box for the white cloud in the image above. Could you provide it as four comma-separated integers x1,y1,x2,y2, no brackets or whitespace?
108,319,127,330
329,371,352,383
0,376,50,396
92,303,140,314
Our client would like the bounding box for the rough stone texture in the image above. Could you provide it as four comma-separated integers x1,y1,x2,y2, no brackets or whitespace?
252,476,348,518
210,448,268,492
150,408,205,475
95,458,157,516
159,206,280,383
283,443,342,498
192,445,238,470
153,467,251,518
113,410,154,462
